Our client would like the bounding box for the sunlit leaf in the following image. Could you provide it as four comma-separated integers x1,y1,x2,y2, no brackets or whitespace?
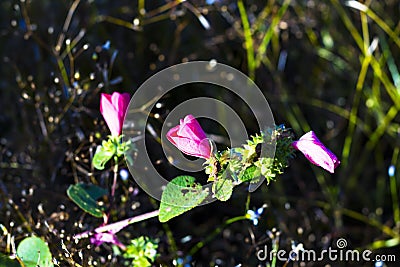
212,179,233,201
159,176,209,222
92,144,115,170
16,237,53,267
238,165,260,183
67,183,107,217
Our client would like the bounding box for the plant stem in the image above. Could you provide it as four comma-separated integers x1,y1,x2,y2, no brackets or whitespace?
237,0,255,80
245,192,251,212
111,156,118,197
389,148,400,224
73,210,160,239
272,238,279,267
105,156,119,224
255,0,291,68
341,54,371,167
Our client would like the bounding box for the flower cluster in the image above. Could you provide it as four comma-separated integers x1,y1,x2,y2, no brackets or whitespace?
167,115,340,185
204,125,296,187
73,93,342,259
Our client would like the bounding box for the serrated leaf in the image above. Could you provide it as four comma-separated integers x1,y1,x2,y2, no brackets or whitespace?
67,183,107,217
159,176,209,222
249,176,262,184
0,254,21,267
238,165,260,183
212,179,233,201
16,237,53,267
132,257,151,267
92,145,115,170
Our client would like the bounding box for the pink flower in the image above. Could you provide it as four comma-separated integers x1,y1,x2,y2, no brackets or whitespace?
100,92,130,136
166,114,212,159
292,131,340,173
90,231,125,249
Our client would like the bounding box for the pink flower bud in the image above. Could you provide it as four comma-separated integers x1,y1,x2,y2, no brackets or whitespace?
90,231,125,249
100,92,130,136
166,115,212,159
292,131,340,173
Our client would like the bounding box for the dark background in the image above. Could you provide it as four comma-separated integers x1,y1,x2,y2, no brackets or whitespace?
1,0,399,266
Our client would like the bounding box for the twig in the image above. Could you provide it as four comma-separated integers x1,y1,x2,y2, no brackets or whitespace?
73,210,160,240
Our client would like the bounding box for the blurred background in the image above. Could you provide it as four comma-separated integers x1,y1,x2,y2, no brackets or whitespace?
0,0,399,266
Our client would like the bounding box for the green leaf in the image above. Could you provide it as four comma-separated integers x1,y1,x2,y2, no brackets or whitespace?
132,257,151,267
67,183,107,217
0,254,21,267
92,143,115,170
212,179,233,201
159,176,209,222
16,237,53,267
238,165,261,183
123,236,158,267
255,157,276,183
117,139,133,157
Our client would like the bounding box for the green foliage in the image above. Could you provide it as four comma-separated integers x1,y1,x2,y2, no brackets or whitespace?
254,158,275,183
238,165,261,183
161,126,295,221
93,136,132,170
159,176,209,222
212,179,233,201
16,237,53,267
123,236,158,267
92,141,115,170
2,0,400,264
212,126,294,186
67,183,107,218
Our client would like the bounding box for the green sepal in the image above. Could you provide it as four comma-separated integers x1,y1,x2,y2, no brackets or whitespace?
92,139,116,170
93,135,134,170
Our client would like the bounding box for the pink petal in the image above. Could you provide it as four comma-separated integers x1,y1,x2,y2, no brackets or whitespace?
90,232,121,247
292,131,340,173
166,115,211,159
111,92,130,120
166,125,180,147
100,92,130,136
198,138,212,159
100,93,120,136
177,115,207,142
167,129,211,159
